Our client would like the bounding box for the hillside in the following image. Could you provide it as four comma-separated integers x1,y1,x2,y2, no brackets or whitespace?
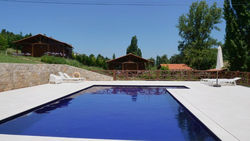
0,49,103,71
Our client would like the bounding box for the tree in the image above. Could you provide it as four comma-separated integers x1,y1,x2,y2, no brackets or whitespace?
183,48,217,70
177,1,222,70
169,54,184,64
0,35,8,51
156,54,169,67
74,53,109,69
126,36,142,57
88,54,96,66
96,54,107,68
224,0,250,71
147,57,155,69
0,29,32,52
156,56,160,67
160,54,169,64
112,53,116,59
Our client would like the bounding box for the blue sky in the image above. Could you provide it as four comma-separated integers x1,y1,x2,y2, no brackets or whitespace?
0,0,225,59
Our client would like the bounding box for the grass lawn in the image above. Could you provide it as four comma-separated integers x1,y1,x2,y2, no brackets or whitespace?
0,50,103,71
0,53,42,64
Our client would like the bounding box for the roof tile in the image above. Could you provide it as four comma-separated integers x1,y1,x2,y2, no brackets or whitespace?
160,64,192,70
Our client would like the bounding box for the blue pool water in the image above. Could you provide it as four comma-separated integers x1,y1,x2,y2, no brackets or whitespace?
0,86,219,141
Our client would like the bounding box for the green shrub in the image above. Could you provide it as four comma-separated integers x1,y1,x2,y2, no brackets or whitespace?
41,55,104,70
41,55,85,68
41,55,66,64
66,59,82,68
160,66,169,70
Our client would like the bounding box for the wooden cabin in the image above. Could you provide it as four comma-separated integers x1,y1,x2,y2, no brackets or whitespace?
14,34,73,58
107,53,151,70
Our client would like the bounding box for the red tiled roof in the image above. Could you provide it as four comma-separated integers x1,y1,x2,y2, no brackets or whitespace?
160,64,192,70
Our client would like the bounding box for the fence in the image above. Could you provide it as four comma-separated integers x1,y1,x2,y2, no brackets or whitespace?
92,70,250,86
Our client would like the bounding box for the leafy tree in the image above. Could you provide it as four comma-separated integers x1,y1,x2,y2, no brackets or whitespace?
183,48,217,70
224,0,250,71
88,54,96,66
147,57,155,69
0,29,32,52
74,53,109,69
0,34,8,51
96,54,106,68
169,54,184,64
156,54,169,67
126,36,142,57
160,54,169,64
177,1,222,70
112,53,116,59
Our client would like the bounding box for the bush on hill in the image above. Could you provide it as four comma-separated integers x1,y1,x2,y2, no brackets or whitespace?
41,55,82,68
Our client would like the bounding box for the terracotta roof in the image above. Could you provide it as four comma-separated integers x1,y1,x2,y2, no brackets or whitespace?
160,64,192,70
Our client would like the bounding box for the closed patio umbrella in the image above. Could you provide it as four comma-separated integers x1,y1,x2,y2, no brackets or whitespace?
214,46,224,87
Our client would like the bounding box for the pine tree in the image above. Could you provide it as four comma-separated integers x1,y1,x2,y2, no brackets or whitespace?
126,36,142,57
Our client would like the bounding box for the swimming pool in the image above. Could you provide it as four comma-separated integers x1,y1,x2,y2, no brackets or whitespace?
0,86,219,141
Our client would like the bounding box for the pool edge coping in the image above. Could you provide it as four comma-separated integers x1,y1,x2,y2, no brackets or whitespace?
0,82,243,141
167,89,239,141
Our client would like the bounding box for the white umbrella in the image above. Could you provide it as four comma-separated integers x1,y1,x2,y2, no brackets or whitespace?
216,46,224,70
214,46,224,87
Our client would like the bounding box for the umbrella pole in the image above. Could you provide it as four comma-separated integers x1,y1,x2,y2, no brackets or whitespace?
213,70,221,87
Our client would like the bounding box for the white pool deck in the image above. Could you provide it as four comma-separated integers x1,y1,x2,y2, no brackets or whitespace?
0,81,249,141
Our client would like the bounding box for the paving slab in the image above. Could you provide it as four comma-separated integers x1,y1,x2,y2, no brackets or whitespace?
0,81,249,141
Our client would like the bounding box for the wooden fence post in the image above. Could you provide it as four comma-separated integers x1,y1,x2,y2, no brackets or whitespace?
180,71,182,80
248,72,250,86
113,70,116,81
156,70,160,80
148,70,151,80
126,71,128,80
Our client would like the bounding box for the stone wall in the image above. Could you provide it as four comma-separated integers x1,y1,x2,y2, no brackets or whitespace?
0,63,113,92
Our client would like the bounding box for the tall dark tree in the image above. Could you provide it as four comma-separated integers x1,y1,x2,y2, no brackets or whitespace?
224,0,250,71
160,54,169,64
112,53,116,59
126,36,142,57
156,54,169,67
156,56,161,67
177,1,222,70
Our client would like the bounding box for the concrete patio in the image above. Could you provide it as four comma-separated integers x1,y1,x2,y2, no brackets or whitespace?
0,81,249,141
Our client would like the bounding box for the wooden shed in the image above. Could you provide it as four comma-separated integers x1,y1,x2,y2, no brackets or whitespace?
107,53,151,70
14,34,73,58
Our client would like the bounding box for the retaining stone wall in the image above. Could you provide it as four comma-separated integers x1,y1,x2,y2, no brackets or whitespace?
0,63,113,92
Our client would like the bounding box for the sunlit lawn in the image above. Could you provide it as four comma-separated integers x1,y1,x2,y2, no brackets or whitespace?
0,51,103,71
